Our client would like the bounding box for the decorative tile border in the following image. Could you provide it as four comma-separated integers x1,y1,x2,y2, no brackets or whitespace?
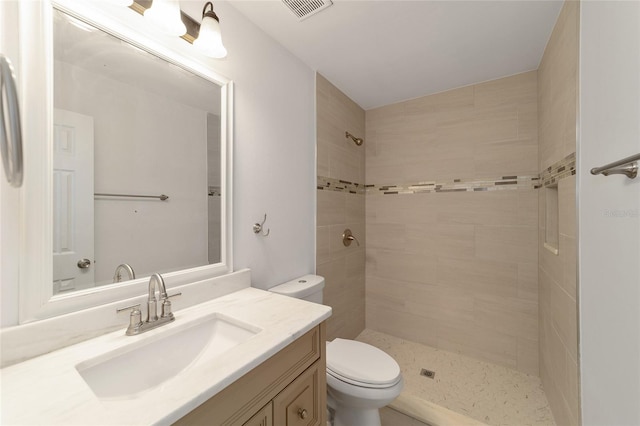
317,152,576,196
317,176,365,194
365,176,538,195
538,152,576,188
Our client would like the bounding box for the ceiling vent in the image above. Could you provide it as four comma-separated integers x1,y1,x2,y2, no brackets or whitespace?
282,0,333,21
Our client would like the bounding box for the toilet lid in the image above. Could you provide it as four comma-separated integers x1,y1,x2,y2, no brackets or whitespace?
326,339,401,386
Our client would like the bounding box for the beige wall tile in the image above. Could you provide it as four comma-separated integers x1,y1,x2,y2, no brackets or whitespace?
540,361,576,426
518,189,539,227
561,234,577,299
317,189,346,226
345,248,366,278
518,101,539,141
366,164,413,186
538,267,553,319
317,140,329,177
540,233,563,283
435,191,523,227
518,261,539,301
474,294,538,341
538,0,578,171
437,322,518,369
538,4,579,416
550,281,578,361
367,248,437,285
366,193,438,225
346,193,365,224
367,223,406,252
558,175,577,238
329,143,362,184
328,224,349,259
472,105,519,144
317,73,366,342
474,138,538,176
566,354,580,423
437,256,519,298
364,70,540,375
404,85,475,115
546,322,568,395
517,336,539,375
400,194,439,224
475,225,538,264
474,71,538,108
407,286,475,327
405,223,476,259
366,300,440,348
316,226,332,266
317,257,346,340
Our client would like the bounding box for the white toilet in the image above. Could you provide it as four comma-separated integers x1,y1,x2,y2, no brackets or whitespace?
269,275,403,426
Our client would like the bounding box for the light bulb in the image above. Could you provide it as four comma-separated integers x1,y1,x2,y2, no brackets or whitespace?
144,0,186,37
193,7,227,58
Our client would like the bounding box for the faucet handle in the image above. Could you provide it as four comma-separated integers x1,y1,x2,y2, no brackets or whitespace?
161,292,182,319
116,304,143,335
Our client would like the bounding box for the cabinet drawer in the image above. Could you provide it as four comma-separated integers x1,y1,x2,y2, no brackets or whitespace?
243,402,272,426
273,362,321,426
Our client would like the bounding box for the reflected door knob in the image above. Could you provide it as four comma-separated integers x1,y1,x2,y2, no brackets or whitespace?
77,258,91,269
298,408,308,419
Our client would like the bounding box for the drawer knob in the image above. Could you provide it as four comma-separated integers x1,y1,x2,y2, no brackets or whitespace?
298,408,308,419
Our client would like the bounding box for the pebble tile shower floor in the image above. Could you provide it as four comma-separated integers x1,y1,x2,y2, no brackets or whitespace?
356,329,556,426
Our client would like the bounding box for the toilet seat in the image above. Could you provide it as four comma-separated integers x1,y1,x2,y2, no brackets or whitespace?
326,339,401,389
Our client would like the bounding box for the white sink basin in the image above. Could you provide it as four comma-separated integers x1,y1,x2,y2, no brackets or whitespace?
75,313,261,399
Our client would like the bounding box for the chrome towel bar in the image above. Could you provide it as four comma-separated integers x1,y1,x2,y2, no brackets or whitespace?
95,193,169,201
591,153,639,179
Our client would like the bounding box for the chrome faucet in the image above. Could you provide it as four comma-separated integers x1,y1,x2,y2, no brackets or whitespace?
113,263,135,283
116,273,181,336
147,273,168,322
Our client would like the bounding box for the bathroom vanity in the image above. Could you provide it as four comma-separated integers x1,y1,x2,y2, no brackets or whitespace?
0,287,331,425
176,323,326,426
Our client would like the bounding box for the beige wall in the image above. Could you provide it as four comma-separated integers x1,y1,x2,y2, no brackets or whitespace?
365,72,540,374
538,1,580,425
316,74,366,341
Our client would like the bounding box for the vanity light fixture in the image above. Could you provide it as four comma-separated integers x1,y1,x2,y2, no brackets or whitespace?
126,1,228,58
144,0,186,36
193,2,227,58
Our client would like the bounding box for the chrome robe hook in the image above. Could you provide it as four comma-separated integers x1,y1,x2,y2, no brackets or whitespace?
253,213,270,237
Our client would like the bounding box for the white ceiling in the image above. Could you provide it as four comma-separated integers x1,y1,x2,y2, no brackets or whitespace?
226,0,563,110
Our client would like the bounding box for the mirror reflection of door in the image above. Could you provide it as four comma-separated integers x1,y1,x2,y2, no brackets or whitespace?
52,108,95,293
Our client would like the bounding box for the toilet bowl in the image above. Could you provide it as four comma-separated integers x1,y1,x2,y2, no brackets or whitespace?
326,338,403,426
268,275,403,426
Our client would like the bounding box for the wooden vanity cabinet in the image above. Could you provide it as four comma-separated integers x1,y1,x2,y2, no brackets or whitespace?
174,322,326,426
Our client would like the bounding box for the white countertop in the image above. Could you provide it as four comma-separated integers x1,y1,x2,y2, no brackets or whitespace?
0,288,332,425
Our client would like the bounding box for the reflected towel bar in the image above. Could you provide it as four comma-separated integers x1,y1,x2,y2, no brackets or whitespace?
590,153,639,179
95,193,169,201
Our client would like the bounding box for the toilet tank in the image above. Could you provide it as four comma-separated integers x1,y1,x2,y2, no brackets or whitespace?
268,275,324,304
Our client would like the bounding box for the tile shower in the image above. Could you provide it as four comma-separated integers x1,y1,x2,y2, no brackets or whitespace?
316,2,579,424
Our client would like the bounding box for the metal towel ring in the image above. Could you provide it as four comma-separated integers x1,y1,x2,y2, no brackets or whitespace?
0,55,24,188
